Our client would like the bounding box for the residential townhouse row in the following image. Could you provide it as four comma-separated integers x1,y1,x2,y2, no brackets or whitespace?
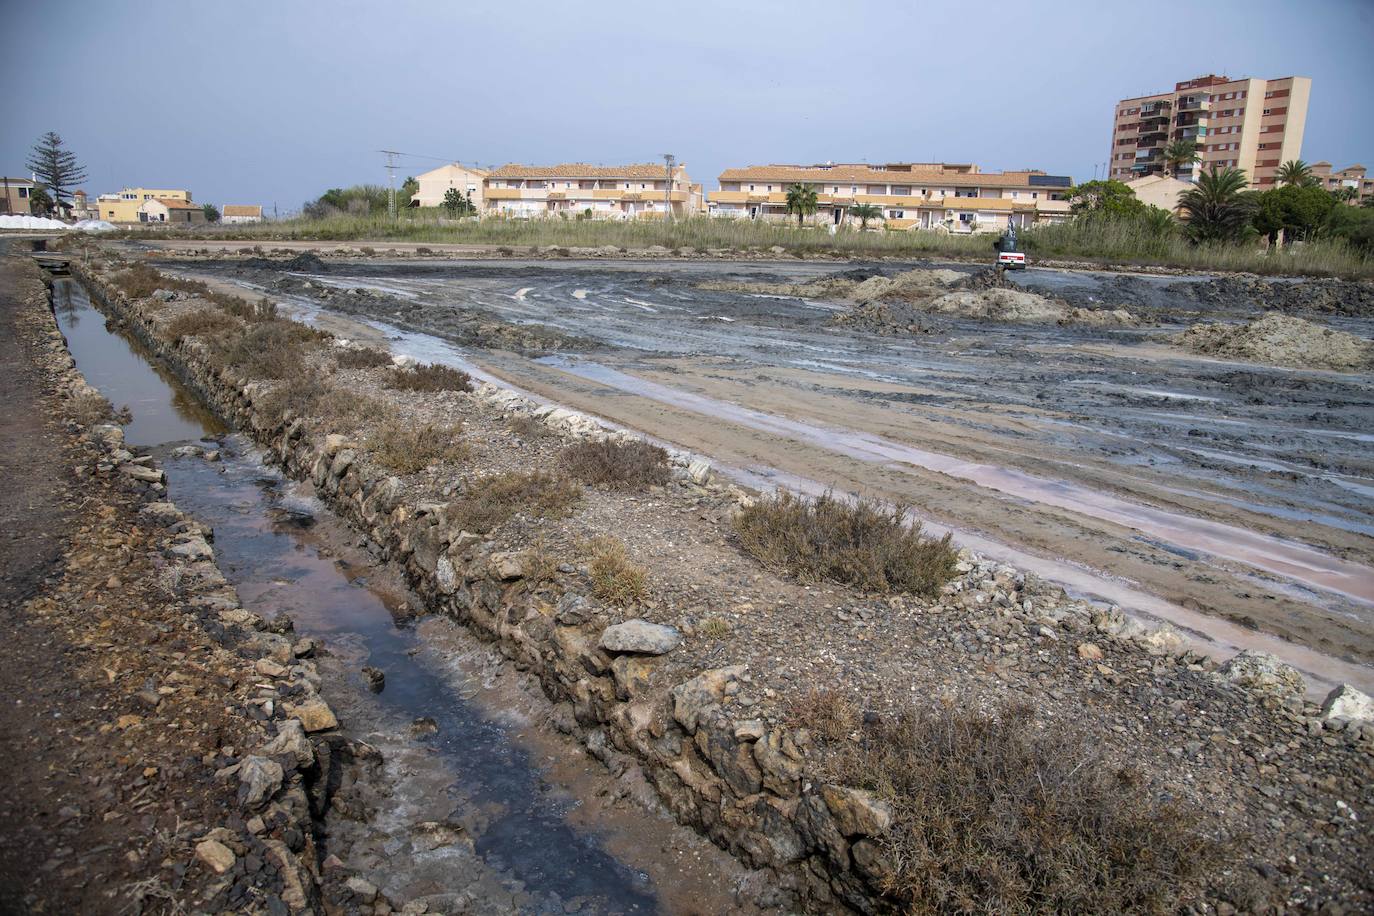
413,160,1076,233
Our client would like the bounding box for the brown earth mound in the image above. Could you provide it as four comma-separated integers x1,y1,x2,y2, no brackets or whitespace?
706,268,1135,330
1177,312,1374,371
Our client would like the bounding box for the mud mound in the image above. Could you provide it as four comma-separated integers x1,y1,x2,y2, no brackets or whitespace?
242,252,327,273
1166,276,1374,317
699,267,964,303
1176,312,1373,371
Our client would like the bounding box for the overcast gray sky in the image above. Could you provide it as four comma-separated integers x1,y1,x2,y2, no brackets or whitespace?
4,0,1371,212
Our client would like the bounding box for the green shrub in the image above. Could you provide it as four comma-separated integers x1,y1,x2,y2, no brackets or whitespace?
734,491,956,596
559,438,669,489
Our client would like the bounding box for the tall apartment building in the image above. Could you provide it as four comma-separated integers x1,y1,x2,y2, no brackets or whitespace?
708,162,1072,232
483,163,699,219
1108,74,1310,188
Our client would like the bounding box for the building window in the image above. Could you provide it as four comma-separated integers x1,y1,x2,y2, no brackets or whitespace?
18,187,28,198
888,210,904,219
748,184,755,191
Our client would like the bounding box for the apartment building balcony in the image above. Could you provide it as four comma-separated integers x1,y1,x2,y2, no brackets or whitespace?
486,188,547,200
1177,97,1209,112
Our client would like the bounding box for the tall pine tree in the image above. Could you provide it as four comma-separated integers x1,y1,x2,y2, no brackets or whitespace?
26,132,88,204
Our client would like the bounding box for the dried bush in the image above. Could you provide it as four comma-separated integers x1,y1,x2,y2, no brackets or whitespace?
507,415,550,440
369,420,468,474
165,309,238,342
111,263,179,299
734,490,956,596
214,320,325,380
257,377,384,428
587,536,648,605
559,438,669,489
69,389,114,427
386,362,473,393
786,688,860,742
216,295,278,322
448,470,581,533
334,346,394,370
824,703,1225,914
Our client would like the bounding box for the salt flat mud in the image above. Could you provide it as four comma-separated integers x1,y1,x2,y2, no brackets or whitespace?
161,253,1374,681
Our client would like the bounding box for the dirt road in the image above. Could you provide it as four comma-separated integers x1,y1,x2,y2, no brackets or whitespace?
165,254,1374,683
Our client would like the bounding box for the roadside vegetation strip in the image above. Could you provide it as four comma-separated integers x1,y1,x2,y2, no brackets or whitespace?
735,490,957,597
111,211,1374,278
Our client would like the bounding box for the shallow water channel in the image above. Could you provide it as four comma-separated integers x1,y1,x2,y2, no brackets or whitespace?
51,274,750,913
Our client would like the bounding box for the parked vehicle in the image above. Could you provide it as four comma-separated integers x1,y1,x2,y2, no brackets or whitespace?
997,250,1027,270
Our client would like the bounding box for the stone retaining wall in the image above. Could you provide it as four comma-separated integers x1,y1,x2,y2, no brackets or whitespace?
75,265,898,912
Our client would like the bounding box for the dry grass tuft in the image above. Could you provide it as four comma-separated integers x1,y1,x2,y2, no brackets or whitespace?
559,438,670,490
787,688,859,743
369,420,468,474
165,309,238,341
699,616,732,639
825,703,1226,914
735,490,956,596
334,346,394,370
386,362,473,393
586,536,648,606
448,470,581,533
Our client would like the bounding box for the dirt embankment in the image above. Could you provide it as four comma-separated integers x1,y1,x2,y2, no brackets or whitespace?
703,268,1136,332
1177,312,1374,371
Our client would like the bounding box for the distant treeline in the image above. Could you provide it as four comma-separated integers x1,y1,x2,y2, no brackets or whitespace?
302,179,418,218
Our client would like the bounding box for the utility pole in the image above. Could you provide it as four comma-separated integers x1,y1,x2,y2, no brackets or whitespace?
662,153,676,224
380,150,400,220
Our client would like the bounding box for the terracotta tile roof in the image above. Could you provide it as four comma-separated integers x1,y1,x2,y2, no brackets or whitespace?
221,205,262,217
717,164,1059,188
488,163,676,180
156,198,200,210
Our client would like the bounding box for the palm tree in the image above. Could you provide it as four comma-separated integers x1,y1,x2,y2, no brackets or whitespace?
1179,166,1255,243
1276,160,1314,188
784,184,818,227
849,203,881,230
1161,140,1199,178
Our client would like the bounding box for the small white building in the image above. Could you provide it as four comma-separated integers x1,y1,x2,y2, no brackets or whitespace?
139,197,206,224
221,204,264,224
1125,175,1192,216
